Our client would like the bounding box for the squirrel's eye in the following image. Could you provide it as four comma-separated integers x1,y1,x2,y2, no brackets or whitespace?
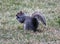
17,16,20,18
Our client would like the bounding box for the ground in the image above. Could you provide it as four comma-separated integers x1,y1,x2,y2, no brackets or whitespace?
0,0,60,44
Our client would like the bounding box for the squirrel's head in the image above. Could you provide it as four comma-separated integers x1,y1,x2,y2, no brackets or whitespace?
16,11,25,23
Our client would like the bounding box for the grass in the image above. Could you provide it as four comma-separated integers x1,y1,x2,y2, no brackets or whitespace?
0,0,60,44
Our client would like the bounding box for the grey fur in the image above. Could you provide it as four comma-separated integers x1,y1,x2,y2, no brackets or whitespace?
16,11,46,32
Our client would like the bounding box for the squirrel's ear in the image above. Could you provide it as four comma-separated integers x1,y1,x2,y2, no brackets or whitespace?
16,11,24,16
20,11,24,15
16,11,24,15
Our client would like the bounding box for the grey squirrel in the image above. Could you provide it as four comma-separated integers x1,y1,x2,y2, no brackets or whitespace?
16,11,46,32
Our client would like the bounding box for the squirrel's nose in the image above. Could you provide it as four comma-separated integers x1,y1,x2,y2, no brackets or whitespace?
16,15,17,16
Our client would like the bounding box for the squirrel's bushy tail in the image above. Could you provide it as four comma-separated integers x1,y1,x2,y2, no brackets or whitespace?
32,11,46,25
